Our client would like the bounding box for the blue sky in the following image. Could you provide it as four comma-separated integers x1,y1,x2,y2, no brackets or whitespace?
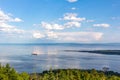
0,0,120,43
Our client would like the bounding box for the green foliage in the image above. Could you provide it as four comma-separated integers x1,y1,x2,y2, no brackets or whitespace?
33,69,120,80
20,72,30,80
0,63,30,80
0,73,8,80
0,63,120,80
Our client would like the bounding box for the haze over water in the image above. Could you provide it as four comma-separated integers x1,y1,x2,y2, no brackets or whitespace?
0,43,120,73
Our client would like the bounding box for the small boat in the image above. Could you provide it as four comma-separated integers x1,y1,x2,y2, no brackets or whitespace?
32,50,39,55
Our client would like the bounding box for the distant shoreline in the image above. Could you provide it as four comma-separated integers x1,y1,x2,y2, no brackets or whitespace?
0,43,120,45
64,50,120,55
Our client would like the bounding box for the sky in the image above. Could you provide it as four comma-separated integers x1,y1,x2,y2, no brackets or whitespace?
0,0,120,43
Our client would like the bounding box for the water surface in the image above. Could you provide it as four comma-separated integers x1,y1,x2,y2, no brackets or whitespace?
0,43,120,73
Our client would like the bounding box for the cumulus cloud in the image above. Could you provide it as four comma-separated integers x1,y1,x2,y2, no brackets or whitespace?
31,30,103,42
34,12,104,42
63,13,86,21
0,22,13,29
40,21,81,30
14,18,23,22
64,21,81,28
0,9,24,38
39,13,87,30
93,23,110,28
0,10,11,22
0,10,23,22
33,31,45,39
46,31,58,39
0,22,24,33
45,31,103,42
67,0,78,3
0,9,24,33
41,22,64,30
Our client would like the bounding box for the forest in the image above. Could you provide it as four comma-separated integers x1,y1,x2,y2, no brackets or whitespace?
0,63,120,80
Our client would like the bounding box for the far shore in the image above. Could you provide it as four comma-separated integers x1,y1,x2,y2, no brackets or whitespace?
64,50,120,55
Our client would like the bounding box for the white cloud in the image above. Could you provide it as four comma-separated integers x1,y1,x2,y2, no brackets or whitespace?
34,12,104,42
45,31,103,42
56,32,103,41
0,9,24,38
41,21,81,30
64,21,81,28
33,24,38,26
46,31,58,39
0,23,24,34
31,30,103,42
39,13,87,30
86,20,94,22
33,31,45,39
14,18,23,22
63,13,86,22
67,0,78,3
0,9,22,22
41,22,64,30
71,7,76,10
0,22,24,33
93,23,110,28
12,28,25,34
0,10,11,22
0,22,14,29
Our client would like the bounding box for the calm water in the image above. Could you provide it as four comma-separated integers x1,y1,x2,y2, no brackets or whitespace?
0,43,120,73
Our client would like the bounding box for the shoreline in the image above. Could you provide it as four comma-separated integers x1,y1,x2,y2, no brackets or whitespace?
64,50,120,55
30,68,120,80
33,68,120,76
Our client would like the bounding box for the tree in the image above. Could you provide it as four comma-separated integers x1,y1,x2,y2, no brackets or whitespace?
20,72,30,80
